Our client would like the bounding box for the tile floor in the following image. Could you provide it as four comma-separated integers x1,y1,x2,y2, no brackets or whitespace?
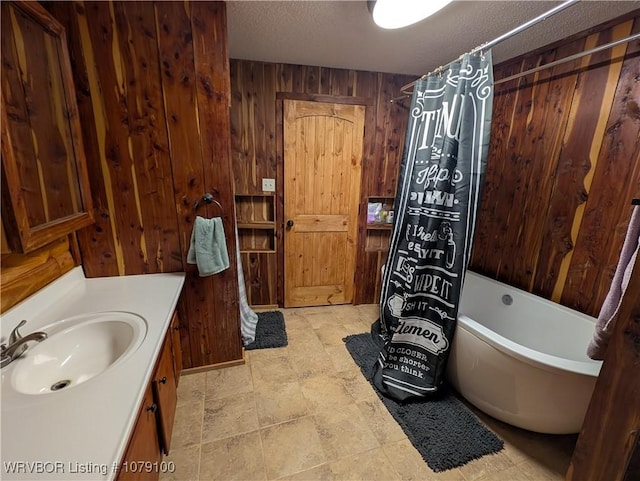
160,304,577,481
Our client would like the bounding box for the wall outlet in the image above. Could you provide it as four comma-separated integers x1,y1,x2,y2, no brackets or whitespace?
262,178,276,192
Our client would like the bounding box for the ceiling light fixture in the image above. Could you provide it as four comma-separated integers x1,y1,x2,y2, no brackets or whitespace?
368,0,453,30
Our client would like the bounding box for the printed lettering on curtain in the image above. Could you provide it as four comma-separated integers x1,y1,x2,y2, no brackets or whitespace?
372,52,494,402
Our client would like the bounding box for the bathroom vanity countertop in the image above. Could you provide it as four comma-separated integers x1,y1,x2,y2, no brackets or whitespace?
1,267,186,480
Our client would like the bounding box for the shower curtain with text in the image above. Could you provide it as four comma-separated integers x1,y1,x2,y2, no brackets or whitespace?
373,51,494,401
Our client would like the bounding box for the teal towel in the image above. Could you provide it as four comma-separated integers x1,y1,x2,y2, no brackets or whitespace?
187,216,230,276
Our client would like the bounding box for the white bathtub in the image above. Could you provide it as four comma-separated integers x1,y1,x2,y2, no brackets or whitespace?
446,271,602,434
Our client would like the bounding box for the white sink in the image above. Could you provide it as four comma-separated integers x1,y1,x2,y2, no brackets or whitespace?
10,312,147,395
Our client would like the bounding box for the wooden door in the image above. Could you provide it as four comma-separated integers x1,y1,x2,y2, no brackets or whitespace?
283,100,364,307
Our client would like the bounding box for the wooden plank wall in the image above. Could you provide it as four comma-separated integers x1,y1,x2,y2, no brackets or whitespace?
46,1,241,368
567,254,640,481
0,237,76,313
230,60,414,306
471,13,640,317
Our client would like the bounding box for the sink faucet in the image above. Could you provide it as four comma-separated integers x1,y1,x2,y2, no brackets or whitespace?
1,320,47,368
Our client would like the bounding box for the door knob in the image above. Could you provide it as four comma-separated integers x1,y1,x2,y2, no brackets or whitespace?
286,220,294,229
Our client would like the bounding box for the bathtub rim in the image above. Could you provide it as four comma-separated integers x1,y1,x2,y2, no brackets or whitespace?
464,270,604,321
456,313,601,377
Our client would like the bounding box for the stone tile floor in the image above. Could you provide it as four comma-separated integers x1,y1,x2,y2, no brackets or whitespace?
160,304,576,481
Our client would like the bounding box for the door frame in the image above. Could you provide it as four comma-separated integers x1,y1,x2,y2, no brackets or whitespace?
275,93,372,307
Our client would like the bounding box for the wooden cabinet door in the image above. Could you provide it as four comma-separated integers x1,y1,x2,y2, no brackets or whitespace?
283,100,364,307
152,333,178,455
117,384,162,481
170,312,182,386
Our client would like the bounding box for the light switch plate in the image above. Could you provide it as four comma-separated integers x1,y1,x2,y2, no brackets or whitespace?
262,178,276,192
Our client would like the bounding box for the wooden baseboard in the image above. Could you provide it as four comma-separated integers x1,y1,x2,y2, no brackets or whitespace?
181,351,245,374
252,304,279,311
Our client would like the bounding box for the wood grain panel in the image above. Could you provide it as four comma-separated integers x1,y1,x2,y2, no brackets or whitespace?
9,5,77,222
241,252,276,306
353,73,412,304
153,0,207,368
503,47,572,292
470,58,526,278
116,1,182,274
1,237,75,312
561,18,640,315
45,1,168,272
1,7,46,228
567,255,640,481
155,0,213,368
484,53,542,285
45,1,120,277
190,0,242,363
295,215,349,232
80,1,146,274
539,23,632,300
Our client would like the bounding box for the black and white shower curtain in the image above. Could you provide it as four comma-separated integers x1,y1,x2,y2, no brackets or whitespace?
372,51,494,402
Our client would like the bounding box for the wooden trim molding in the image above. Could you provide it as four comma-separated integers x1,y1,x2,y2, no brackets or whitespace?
181,352,246,375
276,91,373,106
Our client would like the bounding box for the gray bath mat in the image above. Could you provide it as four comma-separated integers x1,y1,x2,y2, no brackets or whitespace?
244,311,288,350
344,333,503,472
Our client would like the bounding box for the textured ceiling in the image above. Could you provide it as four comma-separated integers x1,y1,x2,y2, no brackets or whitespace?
227,1,640,76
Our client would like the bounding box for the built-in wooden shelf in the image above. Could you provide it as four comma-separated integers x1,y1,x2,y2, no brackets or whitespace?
366,223,393,230
237,222,275,230
235,193,277,254
364,196,394,256
234,193,275,197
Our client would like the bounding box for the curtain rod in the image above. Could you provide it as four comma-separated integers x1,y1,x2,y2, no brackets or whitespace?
396,0,580,98
494,32,640,85
390,30,640,103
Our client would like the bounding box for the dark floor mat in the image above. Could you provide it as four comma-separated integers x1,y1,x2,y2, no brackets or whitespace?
344,332,503,472
244,311,288,350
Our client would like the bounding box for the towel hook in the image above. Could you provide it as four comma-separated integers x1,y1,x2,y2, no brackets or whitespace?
194,193,223,214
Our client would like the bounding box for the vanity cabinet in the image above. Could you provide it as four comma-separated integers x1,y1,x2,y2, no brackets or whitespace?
1,1,93,253
117,314,182,481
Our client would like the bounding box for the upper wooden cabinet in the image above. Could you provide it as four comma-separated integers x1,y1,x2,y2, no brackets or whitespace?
1,1,93,253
